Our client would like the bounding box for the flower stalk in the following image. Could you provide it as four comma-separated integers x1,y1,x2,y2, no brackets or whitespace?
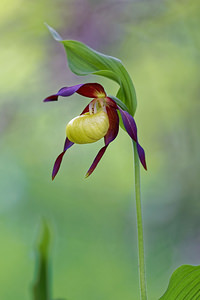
133,140,147,300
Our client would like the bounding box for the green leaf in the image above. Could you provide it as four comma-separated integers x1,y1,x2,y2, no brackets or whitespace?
46,24,137,116
160,265,200,300
32,220,51,300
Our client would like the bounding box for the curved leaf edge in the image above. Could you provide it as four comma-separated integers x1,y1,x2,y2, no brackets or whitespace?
160,264,200,300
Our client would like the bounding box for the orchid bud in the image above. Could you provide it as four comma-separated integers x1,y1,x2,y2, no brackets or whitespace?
66,110,109,144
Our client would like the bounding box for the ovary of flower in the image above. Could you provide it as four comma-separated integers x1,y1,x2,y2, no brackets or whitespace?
66,110,109,144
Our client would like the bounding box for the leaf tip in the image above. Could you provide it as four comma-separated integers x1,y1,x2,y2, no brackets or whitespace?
44,23,63,41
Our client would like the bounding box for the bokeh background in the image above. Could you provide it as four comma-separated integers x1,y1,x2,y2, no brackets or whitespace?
0,0,200,299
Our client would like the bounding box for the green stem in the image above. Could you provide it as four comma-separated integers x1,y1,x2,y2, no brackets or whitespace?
132,140,147,300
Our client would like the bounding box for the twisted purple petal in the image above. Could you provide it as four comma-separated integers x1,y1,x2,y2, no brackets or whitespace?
118,107,137,142
57,84,83,97
85,146,108,178
118,107,147,170
86,107,119,178
43,84,83,102
105,107,119,145
43,94,59,102
50,102,91,180
137,143,147,170
52,138,74,180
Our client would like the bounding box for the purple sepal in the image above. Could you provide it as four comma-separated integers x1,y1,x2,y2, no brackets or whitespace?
43,84,84,102
57,84,83,97
118,107,147,170
63,138,74,152
52,138,74,180
105,107,119,145
52,152,65,180
86,107,119,178
137,143,147,170
43,83,107,103
85,146,107,178
118,108,137,142
43,94,59,102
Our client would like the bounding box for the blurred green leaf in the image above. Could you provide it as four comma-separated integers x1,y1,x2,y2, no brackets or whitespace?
46,24,137,116
32,220,51,300
160,265,200,299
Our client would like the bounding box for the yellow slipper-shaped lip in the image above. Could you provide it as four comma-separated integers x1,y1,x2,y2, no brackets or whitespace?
66,110,109,144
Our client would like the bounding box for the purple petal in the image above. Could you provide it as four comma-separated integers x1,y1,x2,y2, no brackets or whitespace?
85,107,119,178
85,146,107,178
63,138,74,152
118,107,138,142
137,143,147,170
57,84,84,97
118,107,147,171
105,107,119,145
43,94,59,102
52,152,65,180
43,84,84,102
43,83,106,102
52,138,74,180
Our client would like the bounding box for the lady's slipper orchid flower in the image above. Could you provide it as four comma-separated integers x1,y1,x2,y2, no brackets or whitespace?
44,83,147,179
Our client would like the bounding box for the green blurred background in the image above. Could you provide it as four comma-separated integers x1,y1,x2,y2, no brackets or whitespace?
0,0,200,299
